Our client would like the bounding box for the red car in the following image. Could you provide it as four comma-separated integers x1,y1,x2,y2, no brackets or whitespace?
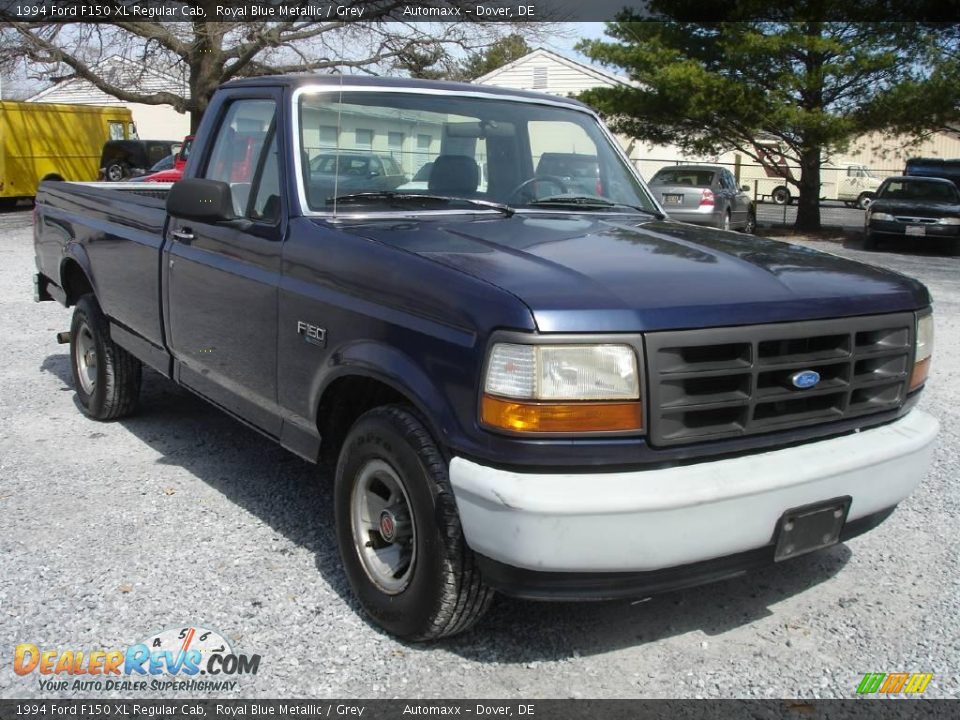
141,136,193,182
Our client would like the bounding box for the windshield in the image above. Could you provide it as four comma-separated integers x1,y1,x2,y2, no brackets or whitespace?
297,90,656,214
878,178,959,203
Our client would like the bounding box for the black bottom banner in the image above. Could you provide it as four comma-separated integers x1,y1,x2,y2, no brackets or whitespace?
0,700,956,720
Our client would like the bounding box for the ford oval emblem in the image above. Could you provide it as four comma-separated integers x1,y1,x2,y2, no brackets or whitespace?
791,370,821,389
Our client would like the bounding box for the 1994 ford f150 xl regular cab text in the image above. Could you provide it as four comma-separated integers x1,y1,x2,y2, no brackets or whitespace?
33,76,939,640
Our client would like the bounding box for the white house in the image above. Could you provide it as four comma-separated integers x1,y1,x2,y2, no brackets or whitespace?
27,56,190,141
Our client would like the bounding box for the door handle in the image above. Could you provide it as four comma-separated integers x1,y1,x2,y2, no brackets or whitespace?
171,228,195,243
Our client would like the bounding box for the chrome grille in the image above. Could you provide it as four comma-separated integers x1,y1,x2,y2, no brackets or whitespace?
894,216,937,224
645,313,915,446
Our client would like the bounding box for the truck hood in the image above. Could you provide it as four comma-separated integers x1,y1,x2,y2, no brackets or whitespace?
334,214,930,332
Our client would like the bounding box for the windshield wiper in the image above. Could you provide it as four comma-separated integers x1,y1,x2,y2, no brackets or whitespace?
525,195,664,218
327,192,514,217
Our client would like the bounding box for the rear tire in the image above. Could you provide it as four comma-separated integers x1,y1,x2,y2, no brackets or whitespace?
722,211,731,231
772,186,791,205
70,294,141,420
334,405,493,641
105,162,128,182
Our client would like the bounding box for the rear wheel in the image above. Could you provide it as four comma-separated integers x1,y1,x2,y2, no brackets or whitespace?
772,186,791,205
334,405,493,641
105,162,128,182
70,294,141,420
721,211,731,231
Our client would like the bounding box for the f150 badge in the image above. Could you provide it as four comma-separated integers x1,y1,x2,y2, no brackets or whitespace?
297,321,326,347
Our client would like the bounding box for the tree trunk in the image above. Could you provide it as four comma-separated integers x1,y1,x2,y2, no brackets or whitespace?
187,21,222,133
794,146,822,232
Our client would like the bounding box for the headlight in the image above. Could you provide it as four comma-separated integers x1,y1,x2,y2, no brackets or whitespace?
870,212,895,221
935,217,960,225
482,342,642,433
910,313,934,391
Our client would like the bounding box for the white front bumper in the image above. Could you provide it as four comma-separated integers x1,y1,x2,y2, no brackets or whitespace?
449,410,939,573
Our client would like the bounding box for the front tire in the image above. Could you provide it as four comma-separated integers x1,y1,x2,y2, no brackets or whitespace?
742,210,757,234
334,405,493,641
857,193,874,210
70,294,141,420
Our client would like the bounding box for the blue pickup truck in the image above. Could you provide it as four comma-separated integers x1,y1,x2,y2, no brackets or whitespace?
33,75,939,640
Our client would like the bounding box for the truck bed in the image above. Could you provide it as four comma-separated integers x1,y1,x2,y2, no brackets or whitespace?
34,180,174,362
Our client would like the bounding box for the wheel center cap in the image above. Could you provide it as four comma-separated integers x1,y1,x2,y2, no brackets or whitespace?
378,510,397,543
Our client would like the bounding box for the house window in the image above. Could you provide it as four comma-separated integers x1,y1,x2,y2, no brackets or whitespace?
355,128,374,149
319,125,338,147
532,66,548,89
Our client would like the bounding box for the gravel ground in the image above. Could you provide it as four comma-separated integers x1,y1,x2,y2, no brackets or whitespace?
1,208,957,700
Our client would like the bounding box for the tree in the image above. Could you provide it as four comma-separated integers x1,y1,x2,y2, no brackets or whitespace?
577,8,960,230
0,3,552,130
393,32,532,81
459,33,531,80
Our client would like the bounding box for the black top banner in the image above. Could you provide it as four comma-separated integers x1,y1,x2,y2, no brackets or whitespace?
0,0,959,23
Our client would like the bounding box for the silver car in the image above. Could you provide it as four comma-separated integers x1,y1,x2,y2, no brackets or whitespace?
648,165,756,232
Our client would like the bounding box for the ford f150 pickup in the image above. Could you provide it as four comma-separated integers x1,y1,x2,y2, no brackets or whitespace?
33,75,939,641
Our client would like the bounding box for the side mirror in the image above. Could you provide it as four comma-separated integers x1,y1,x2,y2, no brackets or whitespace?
167,178,235,222
740,184,750,192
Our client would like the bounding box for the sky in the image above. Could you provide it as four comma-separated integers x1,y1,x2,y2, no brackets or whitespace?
543,22,612,65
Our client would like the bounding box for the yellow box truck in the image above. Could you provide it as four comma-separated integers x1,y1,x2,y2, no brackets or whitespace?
0,101,134,204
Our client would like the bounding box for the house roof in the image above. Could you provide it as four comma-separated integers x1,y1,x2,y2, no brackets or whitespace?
27,55,185,102
473,47,634,89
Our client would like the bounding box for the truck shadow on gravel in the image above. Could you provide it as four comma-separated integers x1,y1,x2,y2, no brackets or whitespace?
42,354,853,662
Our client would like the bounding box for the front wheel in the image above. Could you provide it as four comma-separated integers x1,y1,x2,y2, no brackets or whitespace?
857,193,874,210
742,210,757,234
70,294,142,420
334,405,493,641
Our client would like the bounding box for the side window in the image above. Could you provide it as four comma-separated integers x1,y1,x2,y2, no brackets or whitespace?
108,121,125,140
204,99,276,216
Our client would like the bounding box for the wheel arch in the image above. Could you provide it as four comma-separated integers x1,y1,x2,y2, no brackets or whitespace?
313,342,462,467
58,252,97,306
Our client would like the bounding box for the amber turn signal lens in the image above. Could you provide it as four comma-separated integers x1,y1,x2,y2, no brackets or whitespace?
481,395,643,433
910,357,931,391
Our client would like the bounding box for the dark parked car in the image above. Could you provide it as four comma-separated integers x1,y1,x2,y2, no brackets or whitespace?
306,151,407,198
535,152,601,196
865,176,960,250
648,164,756,232
99,140,181,181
